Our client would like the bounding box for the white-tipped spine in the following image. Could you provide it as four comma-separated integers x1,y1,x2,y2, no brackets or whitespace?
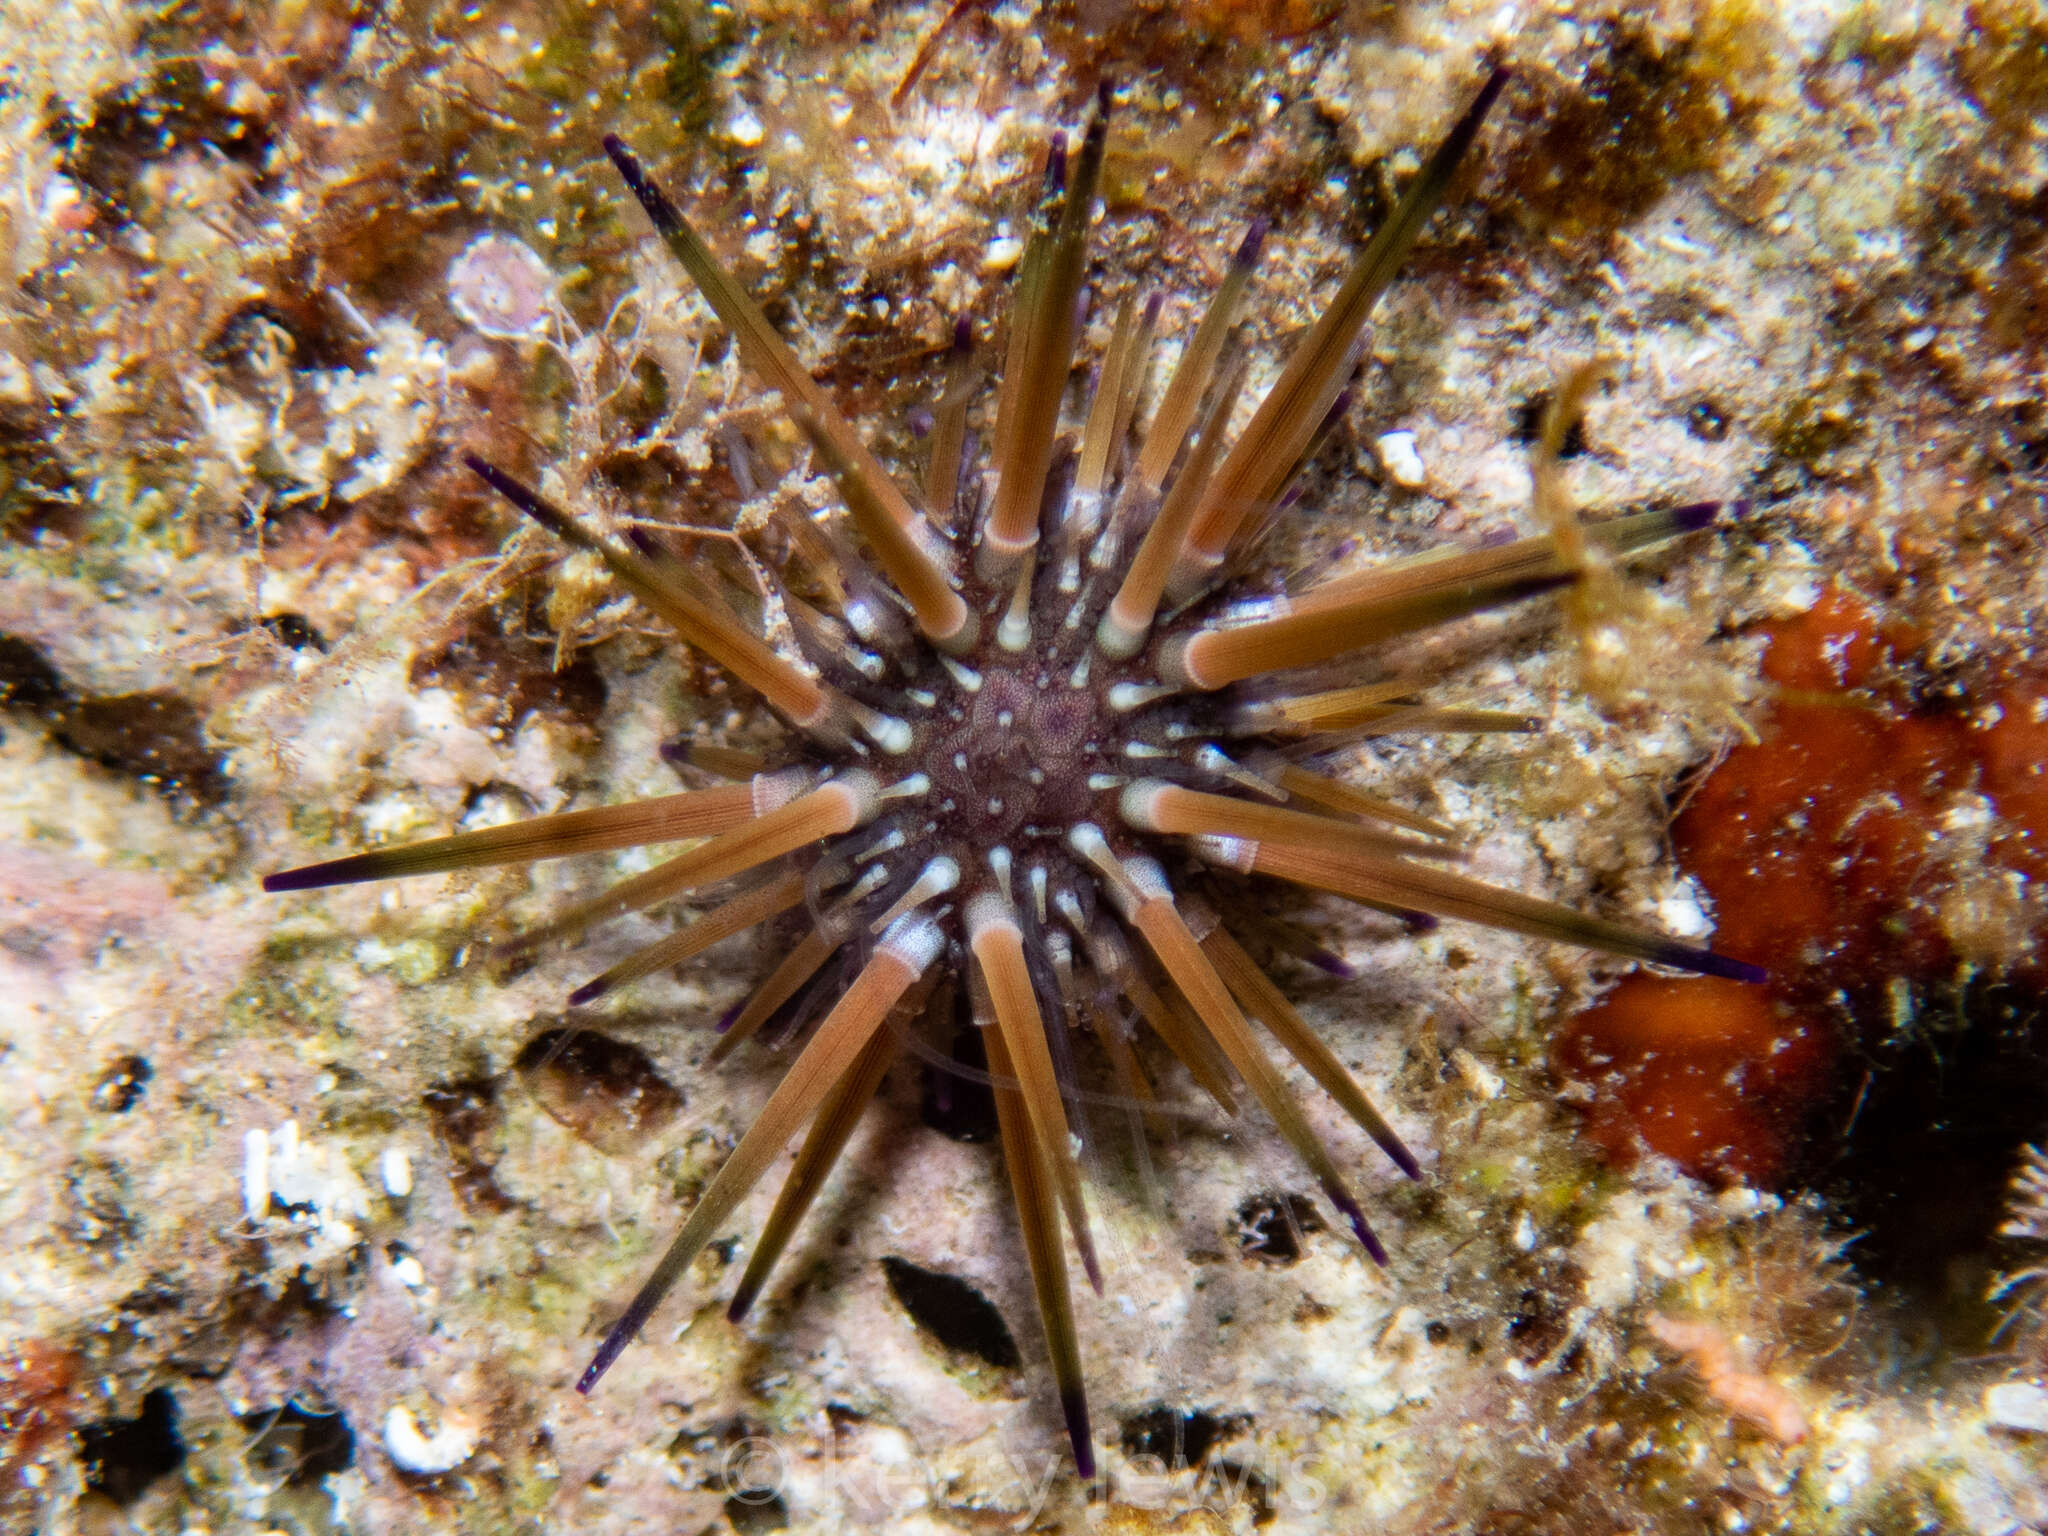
1067,822,1145,919
876,910,947,974
1094,606,1148,660
752,766,816,817
870,856,961,933
998,560,1034,653
1117,778,1174,832
1195,746,1286,800
879,772,932,801
1108,681,1178,713
965,887,1022,944
1121,853,1174,905
1153,632,1205,690
826,769,885,829
848,704,915,755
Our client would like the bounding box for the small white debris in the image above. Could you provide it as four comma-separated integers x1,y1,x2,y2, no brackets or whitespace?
0,351,34,406
243,1120,374,1285
446,234,556,341
725,107,765,147
2002,1145,2048,1240
1986,1381,2048,1433
383,1404,480,1474
380,1146,413,1199
389,1254,427,1289
280,1137,365,1219
983,237,1024,273
1512,1211,1538,1252
1758,540,1822,616
1576,1190,1692,1310
1375,429,1427,489
1655,877,1713,940
242,1127,270,1221
1943,793,1997,835
1714,1186,1777,1220
1448,1047,1502,1101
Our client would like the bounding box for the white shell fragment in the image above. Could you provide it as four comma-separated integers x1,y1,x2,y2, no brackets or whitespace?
383,1404,481,1474
388,1253,427,1289
446,234,556,340
239,1121,375,1284
1985,1381,2048,1433
380,1146,414,1199
241,1127,270,1221
1375,429,1427,489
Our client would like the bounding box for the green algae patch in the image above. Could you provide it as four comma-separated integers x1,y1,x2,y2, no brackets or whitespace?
221,963,347,1043
352,933,450,987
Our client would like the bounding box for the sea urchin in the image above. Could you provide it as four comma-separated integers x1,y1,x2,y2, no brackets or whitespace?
262,63,1759,1476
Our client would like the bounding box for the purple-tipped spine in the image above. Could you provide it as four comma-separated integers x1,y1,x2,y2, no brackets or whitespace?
464,454,577,545
1303,945,1357,980
603,135,682,240
1043,132,1067,198
1234,216,1269,270
577,1310,642,1395
1661,945,1769,985
1062,1390,1096,1482
1329,1187,1389,1267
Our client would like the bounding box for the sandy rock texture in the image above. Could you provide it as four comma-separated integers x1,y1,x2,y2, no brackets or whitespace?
3,0,2047,1532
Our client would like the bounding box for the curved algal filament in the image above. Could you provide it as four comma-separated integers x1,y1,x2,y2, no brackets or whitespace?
263,62,1762,1479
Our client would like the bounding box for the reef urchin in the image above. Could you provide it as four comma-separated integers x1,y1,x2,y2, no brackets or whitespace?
263,63,1758,1476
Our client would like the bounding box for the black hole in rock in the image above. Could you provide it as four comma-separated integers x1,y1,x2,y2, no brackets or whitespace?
55,691,227,805
921,1025,997,1144
90,1053,152,1113
2000,402,2048,474
1685,397,1729,441
1119,1405,1246,1469
508,656,608,729
1510,392,1586,458
724,1490,790,1533
79,1386,185,1504
1234,1192,1324,1264
0,633,69,714
880,1256,1019,1369
261,612,327,652
1810,978,2048,1356
516,1025,683,1156
240,1401,355,1486
423,1075,513,1212
1505,1277,1578,1362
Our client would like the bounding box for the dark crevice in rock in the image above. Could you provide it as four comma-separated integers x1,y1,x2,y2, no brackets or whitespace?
79,1386,186,1504
0,633,225,805
879,1256,1019,1369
